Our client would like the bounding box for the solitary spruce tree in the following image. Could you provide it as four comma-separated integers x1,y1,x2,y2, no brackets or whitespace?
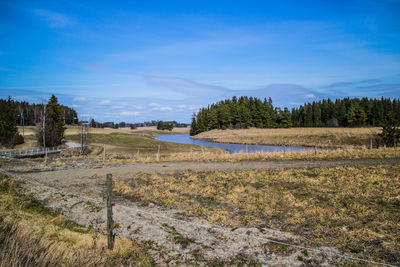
37,95,66,147
0,97,18,147
379,113,400,147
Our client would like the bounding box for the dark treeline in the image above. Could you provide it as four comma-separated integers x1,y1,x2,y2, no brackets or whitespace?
291,97,400,127
190,96,400,135
190,96,291,135
157,121,173,131
0,98,78,126
89,119,189,129
131,120,189,128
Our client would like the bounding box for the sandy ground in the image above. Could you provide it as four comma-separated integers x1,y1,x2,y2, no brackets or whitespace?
2,158,399,265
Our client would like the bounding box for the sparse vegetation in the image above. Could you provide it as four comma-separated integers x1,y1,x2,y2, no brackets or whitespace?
0,173,154,267
113,164,400,265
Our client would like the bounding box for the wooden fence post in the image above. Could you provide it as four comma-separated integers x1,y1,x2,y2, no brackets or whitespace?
157,144,160,160
106,174,114,250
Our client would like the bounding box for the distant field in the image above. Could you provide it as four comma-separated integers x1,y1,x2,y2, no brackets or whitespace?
193,127,381,148
66,131,221,156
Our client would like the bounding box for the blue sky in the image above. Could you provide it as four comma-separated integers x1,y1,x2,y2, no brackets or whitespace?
1,0,400,123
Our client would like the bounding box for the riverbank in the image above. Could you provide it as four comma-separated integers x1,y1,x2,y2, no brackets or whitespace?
192,127,381,148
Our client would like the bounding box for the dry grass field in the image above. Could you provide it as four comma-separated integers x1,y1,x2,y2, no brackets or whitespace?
35,147,398,168
193,127,381,148
113,164,400,266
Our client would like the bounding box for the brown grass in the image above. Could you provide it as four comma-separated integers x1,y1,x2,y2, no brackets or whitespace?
193,127,381,148
0,174,154,267
10,147,399,170
113,164,400,265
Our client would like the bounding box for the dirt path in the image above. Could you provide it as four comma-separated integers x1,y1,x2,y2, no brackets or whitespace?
3,158,399,266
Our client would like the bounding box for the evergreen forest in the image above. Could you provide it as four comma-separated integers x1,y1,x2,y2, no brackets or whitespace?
190,96,400,135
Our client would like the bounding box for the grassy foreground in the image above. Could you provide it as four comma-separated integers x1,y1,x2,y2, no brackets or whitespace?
0,173,154,267
193,127,381,148
114,164,400,266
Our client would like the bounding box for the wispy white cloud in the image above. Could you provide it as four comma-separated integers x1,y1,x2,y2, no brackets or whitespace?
144,75,228,96
176,104,187,108
189,105,201,110
152,106,172,111
99,100,111,105
324,79,381,89
32,9,74,28
148,102,161,107
73,96,87,101
121,111,139,116
13,95,36,102
303,94,315,99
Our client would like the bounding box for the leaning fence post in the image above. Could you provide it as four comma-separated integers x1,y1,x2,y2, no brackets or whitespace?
106,173,114,250
156,144,160,160
44,147,48,163
6,176,15,204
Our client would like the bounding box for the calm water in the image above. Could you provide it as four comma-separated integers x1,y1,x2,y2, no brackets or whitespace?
156,134,321,154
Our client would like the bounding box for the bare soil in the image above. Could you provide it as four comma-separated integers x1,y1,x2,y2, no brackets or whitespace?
2,158,398,266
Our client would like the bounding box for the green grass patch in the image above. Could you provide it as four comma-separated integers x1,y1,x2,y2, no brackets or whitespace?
66,132,220,156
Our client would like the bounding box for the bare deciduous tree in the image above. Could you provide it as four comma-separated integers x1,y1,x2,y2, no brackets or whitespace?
80,122,90,154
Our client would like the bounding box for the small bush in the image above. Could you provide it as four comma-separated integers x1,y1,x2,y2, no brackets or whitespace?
13,133,24,145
